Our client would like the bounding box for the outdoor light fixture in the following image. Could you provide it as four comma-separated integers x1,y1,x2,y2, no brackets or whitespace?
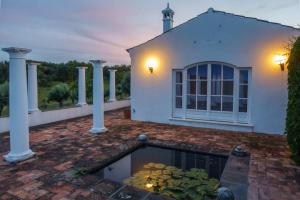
273,54,287,71
146,183,153,188
146,58,158,74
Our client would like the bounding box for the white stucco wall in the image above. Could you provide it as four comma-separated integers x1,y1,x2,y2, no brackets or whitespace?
0,100,130,133
128,10,300,134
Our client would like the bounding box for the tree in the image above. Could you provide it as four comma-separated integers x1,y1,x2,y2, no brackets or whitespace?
0,81,9,115
286,37,300,164
48,83,70,108
0,60,130,110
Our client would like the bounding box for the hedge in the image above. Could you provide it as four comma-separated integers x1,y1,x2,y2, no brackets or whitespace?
286,37,300,164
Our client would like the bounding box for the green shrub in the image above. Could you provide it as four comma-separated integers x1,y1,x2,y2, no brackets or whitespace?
47,83,70,108
0,61,9,83
286,37,300,164
121,71,130,96
0,81,9,115
116,84,122,97
104,86,109,100
1,106,8,116
69,81,77,104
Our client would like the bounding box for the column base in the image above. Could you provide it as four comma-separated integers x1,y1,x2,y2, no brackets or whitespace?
76,102,87,106
28,108,40,114
108,99,116,102
4,149,35,163
89,127,108,134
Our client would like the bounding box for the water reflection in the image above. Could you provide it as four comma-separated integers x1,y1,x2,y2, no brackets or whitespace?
99,146,227,183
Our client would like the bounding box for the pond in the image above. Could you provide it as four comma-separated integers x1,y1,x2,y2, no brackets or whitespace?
93,145,228,200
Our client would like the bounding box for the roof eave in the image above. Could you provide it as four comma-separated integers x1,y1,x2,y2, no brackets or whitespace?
126,28,175,53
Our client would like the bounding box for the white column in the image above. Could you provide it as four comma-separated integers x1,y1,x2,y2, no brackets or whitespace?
109,69,116,102
2,47,35,162
89,60,107,134
27,62,40,113
77,67,87,106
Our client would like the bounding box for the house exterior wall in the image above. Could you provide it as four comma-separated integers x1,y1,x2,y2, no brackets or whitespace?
128,10,300,135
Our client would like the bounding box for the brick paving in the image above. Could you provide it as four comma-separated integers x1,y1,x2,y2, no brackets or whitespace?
0,108,299,200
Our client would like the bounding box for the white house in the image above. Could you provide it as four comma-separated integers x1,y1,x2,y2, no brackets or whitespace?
127,5,300,134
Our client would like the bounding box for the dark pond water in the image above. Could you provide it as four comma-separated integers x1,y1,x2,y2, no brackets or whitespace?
96,145,228,184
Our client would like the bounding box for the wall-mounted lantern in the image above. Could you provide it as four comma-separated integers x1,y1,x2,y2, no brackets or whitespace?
146,183,153,188
146,58,158,74
273,54,287,71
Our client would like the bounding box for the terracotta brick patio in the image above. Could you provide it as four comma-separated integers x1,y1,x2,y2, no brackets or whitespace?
0,108,299,200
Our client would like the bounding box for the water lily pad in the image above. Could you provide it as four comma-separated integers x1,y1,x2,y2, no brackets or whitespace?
123,162,219,200
154,163,166,169
144,162,156,168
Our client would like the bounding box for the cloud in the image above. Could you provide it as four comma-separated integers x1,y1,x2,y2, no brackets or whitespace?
0,0,138,64
0,0,299,65
245,0,299,13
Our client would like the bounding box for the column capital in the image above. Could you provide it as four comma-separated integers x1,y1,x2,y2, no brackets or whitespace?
76,66,88,70
27,61,41,66
108,68,117,72
90,60,106,66
2,47,31,59
27,62,40,70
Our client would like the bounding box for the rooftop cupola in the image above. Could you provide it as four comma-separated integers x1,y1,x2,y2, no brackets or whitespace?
162,3,175,33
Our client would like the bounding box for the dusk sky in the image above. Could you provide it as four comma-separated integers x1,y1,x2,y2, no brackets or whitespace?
0,0,299,65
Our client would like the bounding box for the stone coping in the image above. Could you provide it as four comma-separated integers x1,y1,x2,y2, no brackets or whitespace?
81,141,247,200
221,153,250,200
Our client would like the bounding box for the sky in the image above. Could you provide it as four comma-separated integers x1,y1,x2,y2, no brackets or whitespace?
0,0,299,65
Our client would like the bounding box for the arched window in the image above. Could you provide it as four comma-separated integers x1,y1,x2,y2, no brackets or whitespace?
173,62,250,123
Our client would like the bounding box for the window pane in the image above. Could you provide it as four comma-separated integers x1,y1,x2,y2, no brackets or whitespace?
223,81,233,95
239,99,248,112
197,81,207,95
198,64,207,80
222,96,233,111
176,84,182,96
211,96,221,111
176,72,182,83
187,67,196,80
223,66,234,80
211,81,221,95
197,96,207,110
187,81,196,94
176,97,182,108
239,85,248,98
187,95,196,109
240,70,248,84
211,64,221,80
